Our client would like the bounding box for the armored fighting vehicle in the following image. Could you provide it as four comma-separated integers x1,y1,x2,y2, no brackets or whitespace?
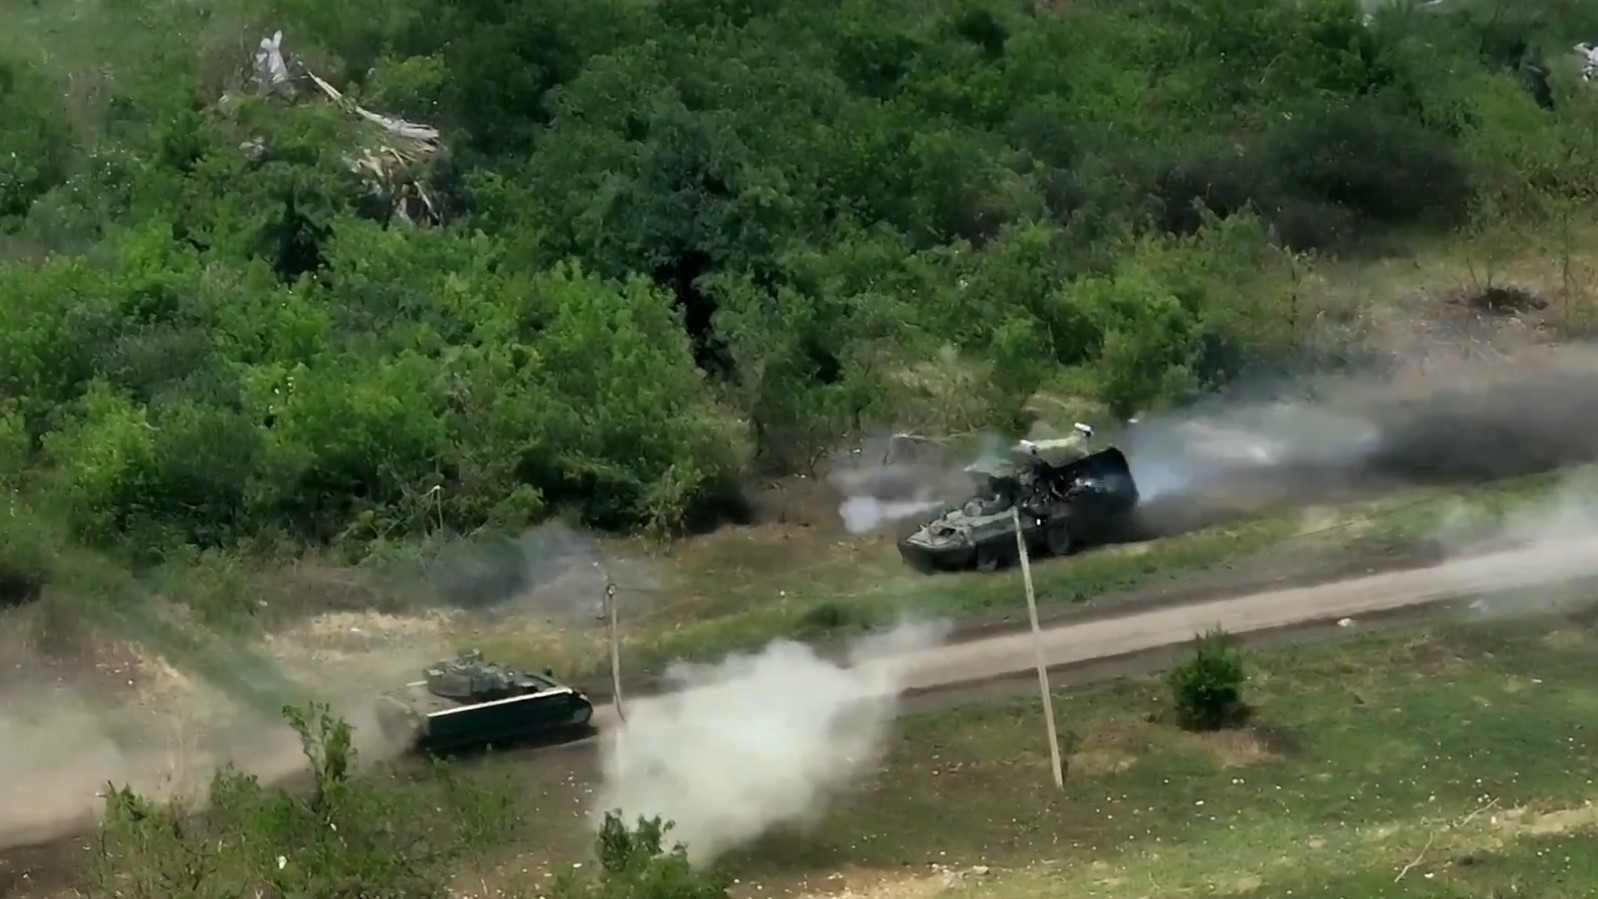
377,650,596,754
897,426,1140,573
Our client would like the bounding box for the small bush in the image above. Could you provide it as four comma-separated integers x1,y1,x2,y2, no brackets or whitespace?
558,811,732,899
1167,628,1249,730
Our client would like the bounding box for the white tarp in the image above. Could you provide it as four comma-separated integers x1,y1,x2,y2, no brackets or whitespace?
1577,43,1598,81
254,30,288,88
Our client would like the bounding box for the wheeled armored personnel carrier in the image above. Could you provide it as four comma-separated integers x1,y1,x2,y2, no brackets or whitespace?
897,426,1140,573
377,650,596,754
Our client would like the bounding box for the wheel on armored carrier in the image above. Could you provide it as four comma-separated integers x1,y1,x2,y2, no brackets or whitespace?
898,542,938,575
974,544,1002,572
1045,522,1073,557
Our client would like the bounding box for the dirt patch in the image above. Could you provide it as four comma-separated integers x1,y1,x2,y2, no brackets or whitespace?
1497,803,1598,838
749,474,852,532
1178,726,1286,768
1451,285,1549,317
1068,747,1138,776
1537,628,1592,651
753,865,966,899
0,601,152,700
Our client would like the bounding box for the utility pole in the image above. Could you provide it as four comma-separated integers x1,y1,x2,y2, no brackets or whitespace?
604,579,625,724
1012,506,1064,790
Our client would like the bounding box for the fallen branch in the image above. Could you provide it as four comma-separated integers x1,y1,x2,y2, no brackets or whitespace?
304,71,441,155
1393,832,1436,883
1393,796,1501,883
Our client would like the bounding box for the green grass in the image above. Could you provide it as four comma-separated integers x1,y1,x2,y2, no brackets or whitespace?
451,602,1598,899
471,465,1583,681
1225,830,1598,899
706,616,1598,897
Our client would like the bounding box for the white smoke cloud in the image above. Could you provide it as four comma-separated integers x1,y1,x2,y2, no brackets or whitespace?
838,496,945,534
1432,466,1598,561
1121,399,1383,502
592,619,949,866
822,433,999,535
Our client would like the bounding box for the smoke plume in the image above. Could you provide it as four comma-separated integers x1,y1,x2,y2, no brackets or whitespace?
826,430,1038,535
1416,462,1598,625
593,619,949,866
366,519,663,622
1117,343,1598,538
838,496,946,534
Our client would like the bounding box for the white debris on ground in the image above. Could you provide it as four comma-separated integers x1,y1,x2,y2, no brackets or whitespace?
1578,43,1598,81
237,28,447,225
255,30,289,88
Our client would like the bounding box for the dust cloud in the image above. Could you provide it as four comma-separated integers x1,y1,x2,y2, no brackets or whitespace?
1118,342,1598,538
0,517,644,854
0,654,412,852
593,619,949,866
368,520,663,623
0,683,412,849
1423,465,1598,621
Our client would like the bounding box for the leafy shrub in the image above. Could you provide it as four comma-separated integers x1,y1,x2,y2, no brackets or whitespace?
1167,628,1249,731
1264,99,1473,230
92,702,520,899
558,811,732,899
0,58,75,222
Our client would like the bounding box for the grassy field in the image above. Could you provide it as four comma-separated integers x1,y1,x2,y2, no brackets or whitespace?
43,582,1598,899
461,464,1586,682
428,600,1598,899
686,613,1598,898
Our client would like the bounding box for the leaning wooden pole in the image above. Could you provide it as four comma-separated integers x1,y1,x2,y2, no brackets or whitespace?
604,580,625,724
1012,506,1064,790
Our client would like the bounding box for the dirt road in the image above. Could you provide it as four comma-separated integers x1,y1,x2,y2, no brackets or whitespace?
589,534,1598,728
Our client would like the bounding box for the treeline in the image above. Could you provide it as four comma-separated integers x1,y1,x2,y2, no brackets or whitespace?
1,0,1596,564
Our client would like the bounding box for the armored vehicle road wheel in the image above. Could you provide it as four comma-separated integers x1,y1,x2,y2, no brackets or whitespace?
975,543,1003,572
1046,522,1072,556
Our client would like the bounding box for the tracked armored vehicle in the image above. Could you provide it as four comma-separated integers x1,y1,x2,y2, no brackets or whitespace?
897,426,1140,573
377,650,596,755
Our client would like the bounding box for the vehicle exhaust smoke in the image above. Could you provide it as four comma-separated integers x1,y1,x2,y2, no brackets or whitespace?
1120,401,1382,503
1120,343,1598,537
592,619,949,866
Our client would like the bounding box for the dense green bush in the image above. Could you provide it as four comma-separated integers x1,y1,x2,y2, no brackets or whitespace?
1167,628,1249,731
0,0,1592,568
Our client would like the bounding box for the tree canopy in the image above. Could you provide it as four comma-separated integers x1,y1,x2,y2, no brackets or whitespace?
2,0,1596,564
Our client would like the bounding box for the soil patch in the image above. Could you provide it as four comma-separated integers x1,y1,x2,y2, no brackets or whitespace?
1449,285,1549,316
